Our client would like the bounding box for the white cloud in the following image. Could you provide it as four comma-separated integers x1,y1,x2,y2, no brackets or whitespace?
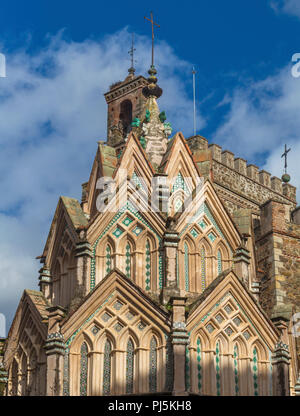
212,63,300,201
270,0,300,19
0,29,204,332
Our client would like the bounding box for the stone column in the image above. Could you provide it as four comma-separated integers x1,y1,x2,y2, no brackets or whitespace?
112,349,126,395
0,362,7,396
17,369,22,395
161,218,180,305
89,351,102,396
68,229,92,313
171,297,189,396
295,374,300,396
38,266,52,301
75,230,92,296
271,317,290,396
272,341,290,396
136,347,149,394
222,352,234,395
44,306,66,396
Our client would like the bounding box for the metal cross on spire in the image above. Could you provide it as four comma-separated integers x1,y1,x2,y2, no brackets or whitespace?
128,33,136,75
281,144,291,174
144,11,160,67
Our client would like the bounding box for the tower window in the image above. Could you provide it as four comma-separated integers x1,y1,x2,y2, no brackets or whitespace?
119,100,132,134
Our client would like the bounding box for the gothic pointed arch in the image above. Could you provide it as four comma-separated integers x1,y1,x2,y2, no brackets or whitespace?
118,234,136,281
95,330,116,352
179,235,196,292
95,235,116,284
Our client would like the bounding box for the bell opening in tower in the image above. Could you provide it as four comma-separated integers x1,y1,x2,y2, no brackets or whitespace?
119,99,133,135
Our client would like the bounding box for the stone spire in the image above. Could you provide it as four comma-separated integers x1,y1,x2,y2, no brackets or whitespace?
132,66,172,168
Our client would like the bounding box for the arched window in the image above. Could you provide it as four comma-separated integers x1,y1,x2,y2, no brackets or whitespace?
11,359,18,396
119,100,132,134
149,336,157,393
196,337,202,394
201,247,206,292
217,249,222,275
125,243,131,279
103,340,112,395
184,242,189,291
105,245,112,275
253,347,259,396
233,344,239,396
126,339,134,394
145,240,151,291
21,354,27,396
216,341,221,396
80,342,88,396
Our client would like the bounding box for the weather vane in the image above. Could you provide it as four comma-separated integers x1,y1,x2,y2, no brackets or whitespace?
144,11,160,67
281,144,291,183
128,33,136,75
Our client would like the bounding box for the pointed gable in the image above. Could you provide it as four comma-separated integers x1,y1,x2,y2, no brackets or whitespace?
4,290,49,368
187,269,279,351
115,131,155,181
176,179,241,252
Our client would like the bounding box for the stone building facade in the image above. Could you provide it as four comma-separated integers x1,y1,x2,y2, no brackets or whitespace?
2,64,300,396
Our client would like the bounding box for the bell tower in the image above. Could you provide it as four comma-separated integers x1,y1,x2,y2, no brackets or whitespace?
104,70,148,152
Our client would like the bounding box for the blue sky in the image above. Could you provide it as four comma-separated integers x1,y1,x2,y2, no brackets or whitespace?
0,0,300,332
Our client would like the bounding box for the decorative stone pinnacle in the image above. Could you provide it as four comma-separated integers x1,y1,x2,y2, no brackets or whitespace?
143,65,163,98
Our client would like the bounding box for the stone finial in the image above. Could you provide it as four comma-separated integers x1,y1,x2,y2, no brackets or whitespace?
141,96,170,168
142,66,163,99
39,267,52,300
233,236,251,287
152,174,169,213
